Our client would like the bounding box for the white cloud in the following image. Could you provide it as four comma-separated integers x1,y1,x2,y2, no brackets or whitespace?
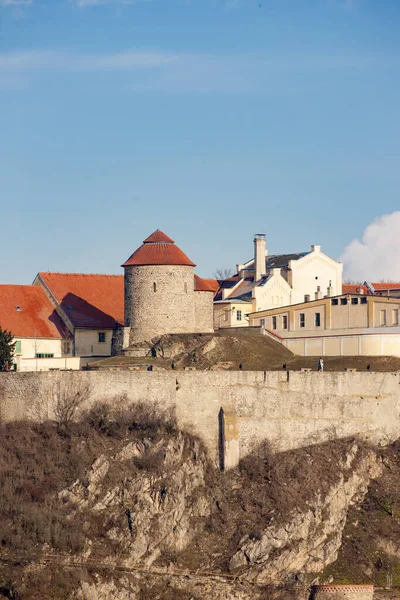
0,48,381,94
0,50,176,70
340,212,400,282
0,0,32,5
75,0,152,6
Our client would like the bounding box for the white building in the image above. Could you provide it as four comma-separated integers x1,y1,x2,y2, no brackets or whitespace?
214,234,343,328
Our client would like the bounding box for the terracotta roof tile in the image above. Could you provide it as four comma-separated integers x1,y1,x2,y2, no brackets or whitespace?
38,273,124,329
0,285,67,338
143,230,175,243
194,275,219,292
342,284,369,295
370,282,400,290
122,230,196,267
342,282,400,295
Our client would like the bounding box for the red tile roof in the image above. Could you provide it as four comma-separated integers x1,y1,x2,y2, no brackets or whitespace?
371,282,400,290
0,285,67,338
342,284,368,295
194,275,219,292
143,230,174,243
38,273,124,329
342,282,400,295
122,230,196,267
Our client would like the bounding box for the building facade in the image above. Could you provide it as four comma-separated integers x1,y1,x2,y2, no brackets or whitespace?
0,284,72,372
249,294,400,357
34,272,124,358
214,234,343,328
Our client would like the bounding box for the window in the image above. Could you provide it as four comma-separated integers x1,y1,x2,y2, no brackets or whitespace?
153,282,157,292
351,297,358,305
15,340,22,353
361,297,367,304
260,318,265,328
331,299,339,306
315,313,321,327
300,313,305,328
380,310,387,326
184,282,188,293
272,316,277,329
283,315,288,329
98,332,106,343
341,298,348,305
237,310,242,321
393,309,399,325
35,353,54,359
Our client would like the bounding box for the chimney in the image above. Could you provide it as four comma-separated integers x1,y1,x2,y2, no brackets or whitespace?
254,234,266,281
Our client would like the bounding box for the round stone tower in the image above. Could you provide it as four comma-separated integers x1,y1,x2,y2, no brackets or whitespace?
122,230,197,344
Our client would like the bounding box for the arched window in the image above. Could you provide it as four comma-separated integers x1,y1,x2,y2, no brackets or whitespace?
153,282,157,293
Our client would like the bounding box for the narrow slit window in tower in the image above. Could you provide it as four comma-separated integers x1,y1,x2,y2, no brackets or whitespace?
153,282,157,293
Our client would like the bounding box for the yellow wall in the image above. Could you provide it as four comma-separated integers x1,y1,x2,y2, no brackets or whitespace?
13,337,65,360
213,302,254,329
373,302,400,327
250,296,400,333
17,356,100,372
74,329,113,356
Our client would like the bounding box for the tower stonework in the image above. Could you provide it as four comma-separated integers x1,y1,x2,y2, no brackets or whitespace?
122,230,200,345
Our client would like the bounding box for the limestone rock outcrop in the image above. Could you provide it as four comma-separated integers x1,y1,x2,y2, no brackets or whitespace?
57,437,382,598
229,443,382,584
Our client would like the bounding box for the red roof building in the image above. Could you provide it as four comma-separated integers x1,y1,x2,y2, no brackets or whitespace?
0,285,66,339
35,272,124,329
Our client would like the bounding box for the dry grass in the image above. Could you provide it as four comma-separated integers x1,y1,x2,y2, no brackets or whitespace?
92,331,400,373
0,402,180,599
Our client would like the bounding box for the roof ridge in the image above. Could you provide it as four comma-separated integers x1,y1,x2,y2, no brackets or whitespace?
39,272,123,277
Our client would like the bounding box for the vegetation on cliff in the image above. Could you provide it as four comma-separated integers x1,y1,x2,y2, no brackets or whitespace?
0,403,400,599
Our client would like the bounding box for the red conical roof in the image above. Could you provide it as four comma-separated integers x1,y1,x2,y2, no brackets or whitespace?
143,230,175,244
122,230,196,267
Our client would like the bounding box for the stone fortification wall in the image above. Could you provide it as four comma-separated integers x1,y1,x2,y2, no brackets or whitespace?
124,265,195,344
194,291,214,333
0,371,399,464
311,584,374,600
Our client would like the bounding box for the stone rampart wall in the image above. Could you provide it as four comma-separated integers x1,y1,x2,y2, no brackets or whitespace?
0,371,399,465
311,584,374,600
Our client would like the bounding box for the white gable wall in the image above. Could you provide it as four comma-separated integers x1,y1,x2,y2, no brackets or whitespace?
253,269,291,312
289,247,343,306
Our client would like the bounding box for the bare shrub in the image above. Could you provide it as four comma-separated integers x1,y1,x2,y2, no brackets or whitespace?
53,375,91,427
84,397,177,439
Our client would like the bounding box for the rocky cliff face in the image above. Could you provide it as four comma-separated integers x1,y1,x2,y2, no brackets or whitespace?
63,437,381,599
0,412,390,600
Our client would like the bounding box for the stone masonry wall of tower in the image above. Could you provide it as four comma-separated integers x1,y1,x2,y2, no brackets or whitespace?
124,264,196,344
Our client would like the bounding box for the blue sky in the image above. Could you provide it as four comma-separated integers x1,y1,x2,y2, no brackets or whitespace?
1,0,400,283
